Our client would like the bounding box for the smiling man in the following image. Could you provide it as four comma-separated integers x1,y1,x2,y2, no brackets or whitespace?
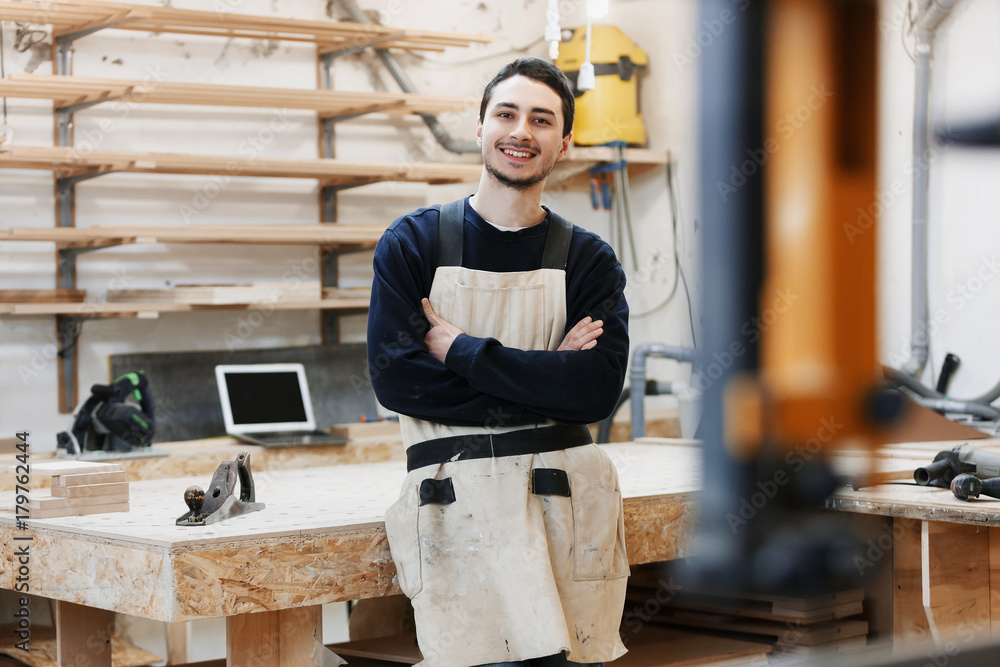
368,58,630,667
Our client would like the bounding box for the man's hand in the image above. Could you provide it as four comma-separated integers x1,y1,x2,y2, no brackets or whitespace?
422,298,465,363
557,316,604,351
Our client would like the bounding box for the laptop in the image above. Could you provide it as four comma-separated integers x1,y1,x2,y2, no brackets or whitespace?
214,363,346,448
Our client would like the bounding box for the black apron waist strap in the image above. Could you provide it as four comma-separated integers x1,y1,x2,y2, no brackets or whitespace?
406,423,593,473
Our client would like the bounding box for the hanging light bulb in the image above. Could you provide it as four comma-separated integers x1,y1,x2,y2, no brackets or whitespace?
546,0,561,59
577,9,596,91
588,0,609,19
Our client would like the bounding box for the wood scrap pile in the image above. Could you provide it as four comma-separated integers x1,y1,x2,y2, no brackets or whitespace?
623,564,868,660
24,461,129,520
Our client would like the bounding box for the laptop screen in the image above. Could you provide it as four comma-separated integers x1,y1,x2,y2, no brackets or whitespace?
214,363,317,434
225,371,307,425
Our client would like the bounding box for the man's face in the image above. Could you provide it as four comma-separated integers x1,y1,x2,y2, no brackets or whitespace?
477,75,573,191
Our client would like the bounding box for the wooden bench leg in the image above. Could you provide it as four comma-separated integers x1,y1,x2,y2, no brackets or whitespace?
55,601,114,667
166,621,189,665
227,606,322,667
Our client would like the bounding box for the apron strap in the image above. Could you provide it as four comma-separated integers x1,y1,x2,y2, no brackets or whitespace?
438,198,576,271
540,212,574,271
438,199,466,267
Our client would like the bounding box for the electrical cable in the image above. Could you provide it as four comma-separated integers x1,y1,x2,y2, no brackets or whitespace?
1,21,7,127
901,0,916,64
629,160,698,348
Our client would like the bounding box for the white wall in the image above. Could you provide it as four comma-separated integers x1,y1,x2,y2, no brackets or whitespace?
878,0,1000,402
0,0,700,447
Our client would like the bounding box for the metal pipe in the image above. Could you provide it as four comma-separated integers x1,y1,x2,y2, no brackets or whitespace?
914,396,1000,421
896,0,960,378
629,343,696,438
337,0,479,154
899,31,934,378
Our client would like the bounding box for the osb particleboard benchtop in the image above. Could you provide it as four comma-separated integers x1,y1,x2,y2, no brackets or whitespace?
0,433,407,492
0,442,700,623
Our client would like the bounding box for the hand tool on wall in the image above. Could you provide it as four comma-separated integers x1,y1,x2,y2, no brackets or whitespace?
176,451,265,526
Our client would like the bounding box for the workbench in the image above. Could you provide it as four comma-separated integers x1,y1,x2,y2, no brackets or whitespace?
0,442,699,666
827,437,1000,655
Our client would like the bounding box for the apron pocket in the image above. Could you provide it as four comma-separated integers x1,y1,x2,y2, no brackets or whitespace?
531,468,571,497
571,473,630,581
384,484,424,598
419,477,456,505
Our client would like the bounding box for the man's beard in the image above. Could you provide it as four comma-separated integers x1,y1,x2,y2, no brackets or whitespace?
483,148,559,191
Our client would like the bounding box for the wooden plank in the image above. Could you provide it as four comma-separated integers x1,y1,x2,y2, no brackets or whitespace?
105,281,321,305
329,632,422,663
614,626,771,667
0,1,492,49
31,500,129,519
53,470,127,486
644,608,868,646
0,74,476,116
0,289,86,303
921,520,992,644
992,527,1000,639
50,481,129,498
894,518,931,656
10,461,119,476
30,493,127,509
628,591,863,624
55,601,114,667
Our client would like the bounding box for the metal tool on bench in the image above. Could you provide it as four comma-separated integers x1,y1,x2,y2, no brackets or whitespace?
915,443,1000,501
176,451,265,526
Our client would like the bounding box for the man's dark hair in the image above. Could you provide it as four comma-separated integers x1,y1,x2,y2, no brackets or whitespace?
479,57,575,138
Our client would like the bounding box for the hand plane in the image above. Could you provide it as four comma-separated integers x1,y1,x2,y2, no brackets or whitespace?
176,451,265,526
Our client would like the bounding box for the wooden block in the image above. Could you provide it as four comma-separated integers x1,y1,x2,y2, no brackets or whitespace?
55,601,114,667
31,501,129,520
51,482,129,498
29,494,129,510
8,460,119,476
54,470,127,487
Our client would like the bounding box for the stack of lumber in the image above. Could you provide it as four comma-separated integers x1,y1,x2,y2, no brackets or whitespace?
23,461,130,519
105,281,321,305
625,564,868,658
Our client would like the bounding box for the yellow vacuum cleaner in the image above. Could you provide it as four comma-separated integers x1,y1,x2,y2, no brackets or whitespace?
556,25,648,146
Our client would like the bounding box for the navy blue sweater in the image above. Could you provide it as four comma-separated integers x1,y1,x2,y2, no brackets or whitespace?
367,198,629,427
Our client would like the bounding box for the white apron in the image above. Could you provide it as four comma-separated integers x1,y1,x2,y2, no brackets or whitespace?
383,205,629,667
